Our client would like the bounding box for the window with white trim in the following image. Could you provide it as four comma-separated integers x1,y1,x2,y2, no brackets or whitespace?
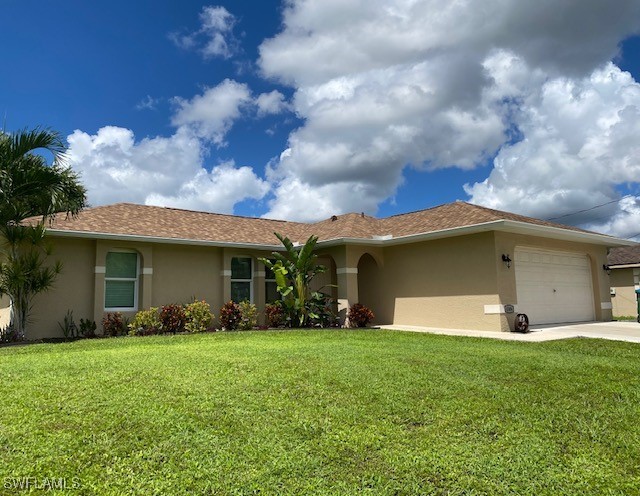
231,257,252,303
105,251,139,310
265,260,279,303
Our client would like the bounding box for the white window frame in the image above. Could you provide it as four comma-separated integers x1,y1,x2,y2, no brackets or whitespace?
104,249,140,312
231,256,253,303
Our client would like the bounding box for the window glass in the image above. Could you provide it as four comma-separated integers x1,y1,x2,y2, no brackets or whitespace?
231,281,251,303
105,251,138,309
105,252,137,278
266,281,280,303
264,259,280,303
105,280,136,308
231,257,252,280
231,257,252,303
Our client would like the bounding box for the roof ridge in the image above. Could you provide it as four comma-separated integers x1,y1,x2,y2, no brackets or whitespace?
383,201,461,220
97,202,302,225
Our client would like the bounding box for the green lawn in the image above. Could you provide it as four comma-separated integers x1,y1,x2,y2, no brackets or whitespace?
1,330,639,495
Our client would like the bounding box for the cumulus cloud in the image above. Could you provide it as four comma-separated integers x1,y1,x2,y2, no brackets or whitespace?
465,61,640,225
67,126,268,214
171,79,252,144
257,0,640,229
169,5,238,59
586,196,640,240
256,90,290,116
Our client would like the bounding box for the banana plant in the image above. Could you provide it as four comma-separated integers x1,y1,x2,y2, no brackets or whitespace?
260,233,333,327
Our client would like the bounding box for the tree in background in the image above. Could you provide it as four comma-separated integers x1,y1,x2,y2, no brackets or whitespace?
0,128,87,339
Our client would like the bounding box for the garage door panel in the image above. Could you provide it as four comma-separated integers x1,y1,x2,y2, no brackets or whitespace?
515,248,595,325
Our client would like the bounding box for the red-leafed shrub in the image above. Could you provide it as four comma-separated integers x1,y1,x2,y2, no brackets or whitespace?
160,304,186,334
347,303,375,328
265,302,285,328
219,301,241,331
102,312,127,337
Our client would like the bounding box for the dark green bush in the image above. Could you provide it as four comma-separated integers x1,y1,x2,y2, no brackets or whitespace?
79,318,97,338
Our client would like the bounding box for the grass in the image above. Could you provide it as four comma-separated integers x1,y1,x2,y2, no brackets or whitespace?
1,330,639,495
613,315,638,321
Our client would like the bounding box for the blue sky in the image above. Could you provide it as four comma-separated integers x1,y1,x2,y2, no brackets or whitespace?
2,1,640,237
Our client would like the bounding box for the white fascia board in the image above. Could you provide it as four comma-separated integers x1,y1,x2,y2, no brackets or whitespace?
45,229,285,251
497,220,635,247
315,221,501,248
609,263,640,269
316,220,634,248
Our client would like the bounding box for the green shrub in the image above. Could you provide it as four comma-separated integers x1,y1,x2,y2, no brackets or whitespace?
128,308,161,336
347,303,375,328
219,301,241,331
58,310,78,338
102,312,127,337
79,318,97,338
238,301,258,330
184,300,214,333
265,302,285,328
159,304,186,334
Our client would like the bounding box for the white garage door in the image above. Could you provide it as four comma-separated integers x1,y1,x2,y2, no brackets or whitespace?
515,248,595,325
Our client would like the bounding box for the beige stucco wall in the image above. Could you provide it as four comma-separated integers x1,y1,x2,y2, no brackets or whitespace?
29,237,96,340
152,244,223,308
493,232,611,330
610,268,638,318
363,232,502,331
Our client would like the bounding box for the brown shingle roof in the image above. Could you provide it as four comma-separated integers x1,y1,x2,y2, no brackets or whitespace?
38,203,307,245
379,202,591,237
33,200,609,246
608,246,640,266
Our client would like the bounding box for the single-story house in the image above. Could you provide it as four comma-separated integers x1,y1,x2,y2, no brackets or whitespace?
3,201,636,339
607,245,640,319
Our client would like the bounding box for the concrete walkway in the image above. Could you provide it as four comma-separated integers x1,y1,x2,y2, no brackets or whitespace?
379,321,640,343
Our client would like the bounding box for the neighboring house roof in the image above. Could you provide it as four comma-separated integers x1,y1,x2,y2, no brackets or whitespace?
30,201,634,249
608,245,640,267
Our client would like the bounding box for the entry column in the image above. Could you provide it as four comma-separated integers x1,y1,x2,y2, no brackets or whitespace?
336,267,358,326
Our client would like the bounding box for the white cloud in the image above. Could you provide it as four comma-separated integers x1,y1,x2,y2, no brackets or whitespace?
465,61,640,235
256,90,289,116
171,79,252,144
146,160,270,213
257,0,640,226
170,5,238,59
135,95,160,111
67,126,269,214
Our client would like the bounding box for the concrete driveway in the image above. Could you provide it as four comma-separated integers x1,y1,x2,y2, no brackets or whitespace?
380,321,640,343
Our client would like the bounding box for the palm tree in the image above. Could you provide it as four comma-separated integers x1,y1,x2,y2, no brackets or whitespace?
0,128,87,339
0,128,85,224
